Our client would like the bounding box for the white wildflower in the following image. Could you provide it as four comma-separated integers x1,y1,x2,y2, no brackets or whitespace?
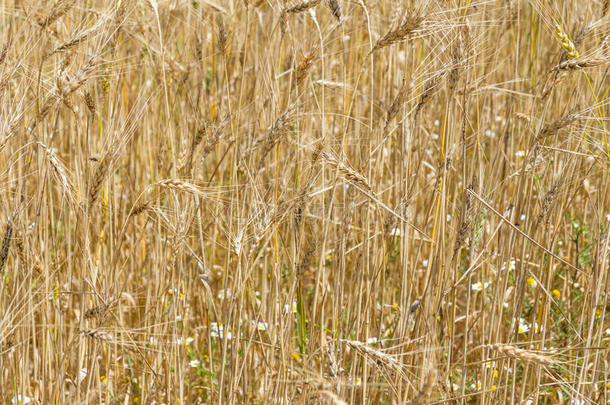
518,319,530,334
11,396,31,405
285,301,297,314
472,281,490,291
255,321,268,331
210,323,232,340
217,289,231,300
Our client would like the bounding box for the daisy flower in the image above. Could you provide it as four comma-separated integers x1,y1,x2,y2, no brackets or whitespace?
472,281,490,291
255,321,268,331
526,277,537,287
210,322,232,340
217,289,231,300
175,336,194,345
284,301,297,314
518,319,530,334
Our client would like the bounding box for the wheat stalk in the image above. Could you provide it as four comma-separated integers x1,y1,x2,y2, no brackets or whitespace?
0,218,14,273
327,0,341,20
536,113,578,141
552,58,605,71
155,179,206,197
285,0,321,14
295,50,318,87
88,156,109,209
371,16,422,53
38,0,76,30
339,339,404,374
487,344,553,366
316,144,371,191
554,24,579,59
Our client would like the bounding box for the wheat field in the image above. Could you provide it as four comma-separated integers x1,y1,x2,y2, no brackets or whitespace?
1,0,610,403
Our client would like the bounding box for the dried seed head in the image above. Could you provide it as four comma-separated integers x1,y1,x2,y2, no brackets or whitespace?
327,0,341,20
385,77,410,129
340,339,402,372
38,0,75,30
84,90,96,114
0,219,14,273
294,50,318,87
285,0,321,14
0,39,10,65
552,58,605,72
318,147,371,191
203,116,230,158
536,181,558,227
88,156,110,209
536,113,577,141
554,24,579,59
130,201,151,217
487,343,553,366
372,16,422,53
216,18,230,56
453,183,479,258
414,72,445,121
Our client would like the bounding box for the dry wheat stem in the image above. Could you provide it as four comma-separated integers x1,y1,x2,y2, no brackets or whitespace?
466,188,582,274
